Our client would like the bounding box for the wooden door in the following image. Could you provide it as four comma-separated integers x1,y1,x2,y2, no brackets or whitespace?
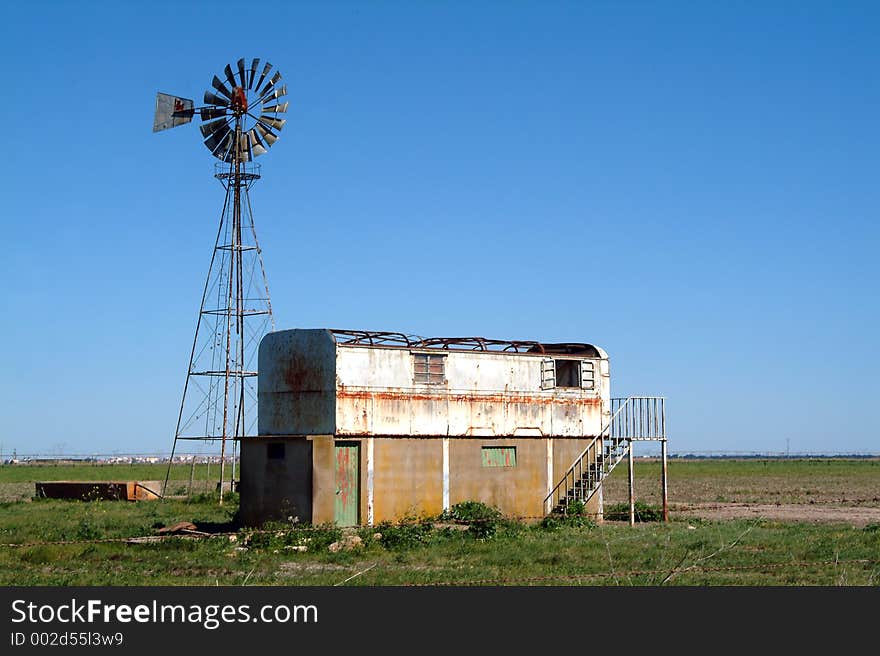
334,442,360,526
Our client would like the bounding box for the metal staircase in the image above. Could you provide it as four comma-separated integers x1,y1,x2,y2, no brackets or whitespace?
545,396,666,515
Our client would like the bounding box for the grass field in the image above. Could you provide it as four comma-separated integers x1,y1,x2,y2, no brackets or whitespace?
1,459,878,586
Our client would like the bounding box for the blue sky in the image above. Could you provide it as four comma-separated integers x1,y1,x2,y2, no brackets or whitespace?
1,1,877,456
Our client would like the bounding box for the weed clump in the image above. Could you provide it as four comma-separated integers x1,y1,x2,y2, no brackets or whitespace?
604,501,663,522
376,519,433,550
439,501,508,540
74,518,102,541
540,500,596,530
243,522,341,552
439,501,502,523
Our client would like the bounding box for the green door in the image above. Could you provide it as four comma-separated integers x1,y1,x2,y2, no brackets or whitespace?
334,442,360,526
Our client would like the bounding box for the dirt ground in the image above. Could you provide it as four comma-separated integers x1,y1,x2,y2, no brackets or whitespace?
602,458,880,527
670,502,880,527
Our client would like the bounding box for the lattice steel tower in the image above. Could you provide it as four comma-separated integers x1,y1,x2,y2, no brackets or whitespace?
153,58,288,502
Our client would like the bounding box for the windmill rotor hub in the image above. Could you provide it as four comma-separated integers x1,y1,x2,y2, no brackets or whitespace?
231,87,248,115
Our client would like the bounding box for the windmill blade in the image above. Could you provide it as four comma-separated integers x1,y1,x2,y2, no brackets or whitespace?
214,132,235,160
224,63,237,88
237,58,247,89
203,91,229,107
221,135,248,163
258,71,282,99
256,76,280,101
153,93,194,132
246,128,268,157
204,125,232,154
211,75,232,99
204,128,231,155
215,132,231,159
261,102,289,114
238,132,252,161
229,145,249,163
254,62,272,94
256,124,278,146
258,116,286,131
200,118,229,139
248,58,260,89
258,84,287,104
200,107,228,121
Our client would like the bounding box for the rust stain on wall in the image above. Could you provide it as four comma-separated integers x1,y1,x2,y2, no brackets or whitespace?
337,389,602,407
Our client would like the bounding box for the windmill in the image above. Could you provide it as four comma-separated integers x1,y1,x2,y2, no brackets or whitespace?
153,58,288,503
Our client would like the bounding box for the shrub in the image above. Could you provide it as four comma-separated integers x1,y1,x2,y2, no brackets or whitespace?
540,500,596,530
376,520,433,550
439,501,502,523
438,501,507,541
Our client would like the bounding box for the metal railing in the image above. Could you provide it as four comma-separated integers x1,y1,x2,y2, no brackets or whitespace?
610,396,666,441
544,396,666,513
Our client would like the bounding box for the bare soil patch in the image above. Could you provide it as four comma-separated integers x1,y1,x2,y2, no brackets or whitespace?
672,502,880,526
603,458,880,513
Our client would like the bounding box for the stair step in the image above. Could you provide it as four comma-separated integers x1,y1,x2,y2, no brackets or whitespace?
550,437,635,516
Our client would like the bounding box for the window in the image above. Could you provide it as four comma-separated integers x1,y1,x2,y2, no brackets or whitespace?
413,353,445,384
555,359,580,387
267,443,285,460
542,359,598,390
481,446,516,467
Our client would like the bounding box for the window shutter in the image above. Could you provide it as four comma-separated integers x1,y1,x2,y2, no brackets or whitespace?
580,360,596,390
541,359,556,390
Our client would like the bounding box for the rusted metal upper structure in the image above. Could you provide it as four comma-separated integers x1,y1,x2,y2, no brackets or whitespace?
329,329,604,355
257,329,611,440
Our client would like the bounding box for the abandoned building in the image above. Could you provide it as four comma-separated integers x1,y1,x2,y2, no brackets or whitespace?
239,328,667,526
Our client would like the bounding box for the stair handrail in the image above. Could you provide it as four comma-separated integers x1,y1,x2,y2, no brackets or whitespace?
543,395,636,510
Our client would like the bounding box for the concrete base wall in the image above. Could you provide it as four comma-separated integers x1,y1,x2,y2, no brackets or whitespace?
241,435,602,526
373,438,444,521
448,438,546,518
240,437,314,525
